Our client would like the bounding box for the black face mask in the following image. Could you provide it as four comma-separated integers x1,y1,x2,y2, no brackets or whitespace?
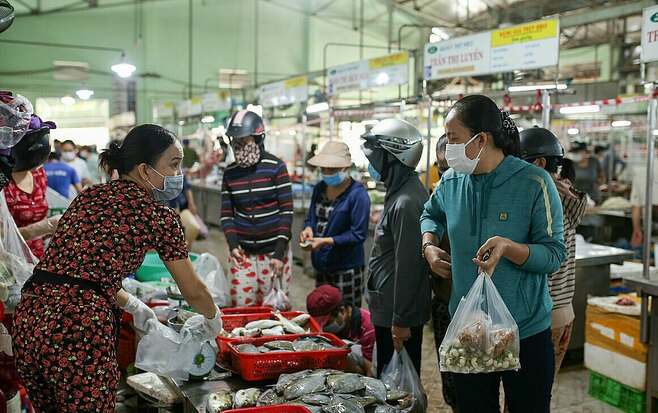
10,127,52,172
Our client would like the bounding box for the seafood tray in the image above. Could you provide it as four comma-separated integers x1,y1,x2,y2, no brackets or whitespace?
224,406,311,413
221,306,273,315
228,334,349,381
216,312,321,362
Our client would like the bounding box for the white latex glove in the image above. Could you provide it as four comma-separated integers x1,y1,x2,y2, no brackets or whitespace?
181,305,222,342
121,294,157,333
21,214,62,240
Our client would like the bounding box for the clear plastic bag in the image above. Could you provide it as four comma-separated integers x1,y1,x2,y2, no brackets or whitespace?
134,317,206,381
262,277,291,311
380,348,427,413
0,191,38,311
439,271,520,374
192,252,230,307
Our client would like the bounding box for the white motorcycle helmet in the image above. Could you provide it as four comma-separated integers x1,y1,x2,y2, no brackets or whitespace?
361,118,423,168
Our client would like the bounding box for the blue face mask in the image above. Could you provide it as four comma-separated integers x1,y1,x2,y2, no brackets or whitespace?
147,166,184,202
321,170,348,187
368,163,382,182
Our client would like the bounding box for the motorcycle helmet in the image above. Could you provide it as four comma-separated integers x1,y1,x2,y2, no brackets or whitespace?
11,126,52,172
360,118,423,168
519,126,563,162
226,110,265,145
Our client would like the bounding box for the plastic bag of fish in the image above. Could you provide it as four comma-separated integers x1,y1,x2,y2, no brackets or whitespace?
218,312,312,339
257,369,425,413
234,334,343,354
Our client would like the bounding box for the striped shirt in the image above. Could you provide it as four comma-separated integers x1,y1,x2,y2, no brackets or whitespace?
221,152,293,260
549,188,588,310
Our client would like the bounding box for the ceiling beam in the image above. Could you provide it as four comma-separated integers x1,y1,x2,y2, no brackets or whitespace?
560,0,657,28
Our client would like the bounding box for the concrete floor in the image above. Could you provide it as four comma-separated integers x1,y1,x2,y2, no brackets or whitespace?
118,226,626,412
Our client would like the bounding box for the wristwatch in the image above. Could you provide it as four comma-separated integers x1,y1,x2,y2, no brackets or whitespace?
421,241,436,259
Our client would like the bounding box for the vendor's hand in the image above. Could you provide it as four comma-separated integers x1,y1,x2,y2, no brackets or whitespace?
631,227,644,248
181,305,223,341
473,236,510,276
121,294,157,333
270,258,284,278
425,245,452,279
230,247,246,268
391,325,411,352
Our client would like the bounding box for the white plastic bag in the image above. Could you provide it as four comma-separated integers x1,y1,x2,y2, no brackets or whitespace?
134,316,206,381
380,348,427,412
193,253,230,307
439,271,520,374
262,277,291,311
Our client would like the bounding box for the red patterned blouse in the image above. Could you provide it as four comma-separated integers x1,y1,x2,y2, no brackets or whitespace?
5,168,49,258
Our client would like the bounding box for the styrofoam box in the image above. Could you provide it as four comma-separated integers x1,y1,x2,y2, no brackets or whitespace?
610,261,658,280
584,342,646,391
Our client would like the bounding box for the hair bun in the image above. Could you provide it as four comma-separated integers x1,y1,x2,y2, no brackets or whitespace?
500,110,517,137
108,142,121,158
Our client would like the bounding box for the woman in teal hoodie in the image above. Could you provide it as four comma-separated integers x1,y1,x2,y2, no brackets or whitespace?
420,95,566,413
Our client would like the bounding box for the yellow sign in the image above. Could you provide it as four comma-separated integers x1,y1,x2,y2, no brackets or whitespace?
369,52,408,70
285,76,307,89
164,102,173,108
491,19,558,47
216,91,229,99
190,97,202,105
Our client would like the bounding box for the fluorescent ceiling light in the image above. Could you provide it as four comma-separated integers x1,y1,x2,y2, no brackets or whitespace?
559,105,600,114
75,89,94,100
289,130,297,136
61,95,75,105
306,102,330,114
201,115,215,124
111,54,136,78
654,130,658,136
567,128,580,135
508,84,567,92
611,120,631,127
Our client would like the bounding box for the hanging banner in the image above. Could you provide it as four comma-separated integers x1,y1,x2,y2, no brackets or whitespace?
154,102,174,119
328,51,409,95
642,5,658,63
424,18,559,80
424,32,490,80
176,97,202,118
258,76,308,108
202,91,232,112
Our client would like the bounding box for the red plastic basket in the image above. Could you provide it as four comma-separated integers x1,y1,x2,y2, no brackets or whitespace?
216,311,321,362
228,333,349,381
221,306,273,315
225,405,311,413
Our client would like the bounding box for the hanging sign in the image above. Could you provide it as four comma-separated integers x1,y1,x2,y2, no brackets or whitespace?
154,102,174,119
258,76,308,108
176,97,202,118
327,51,409,95
202,91,232,112
424,18,559,80
642,5,658,63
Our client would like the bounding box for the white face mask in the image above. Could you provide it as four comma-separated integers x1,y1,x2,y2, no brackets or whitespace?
61,151,76,162
446,133,484,175
571,153,584,162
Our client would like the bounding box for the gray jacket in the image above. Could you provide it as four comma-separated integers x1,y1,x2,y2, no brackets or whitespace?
366,165,431,328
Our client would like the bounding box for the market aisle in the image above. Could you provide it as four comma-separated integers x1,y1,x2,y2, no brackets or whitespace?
116,226,623,412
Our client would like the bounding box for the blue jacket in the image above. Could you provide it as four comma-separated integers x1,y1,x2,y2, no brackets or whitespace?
303,179,370,272
420,155,567,339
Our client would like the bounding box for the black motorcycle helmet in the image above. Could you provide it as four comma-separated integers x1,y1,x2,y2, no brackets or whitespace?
226,110,265,145
519,126,564,162
11,126,52,172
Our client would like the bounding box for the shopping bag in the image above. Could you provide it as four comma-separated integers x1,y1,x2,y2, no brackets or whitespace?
380,348,427,412
439,271,520,374
262,277,291,311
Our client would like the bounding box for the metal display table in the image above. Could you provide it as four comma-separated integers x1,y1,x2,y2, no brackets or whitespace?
569,242,635,351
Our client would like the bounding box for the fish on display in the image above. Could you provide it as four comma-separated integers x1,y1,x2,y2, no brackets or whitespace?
273,311,306,334
324,395,366,413
264,340,295,351
283,374,327,400
290,313,311,326
360,376,387,403
261,325,285,336
233,388,261,408
205,391,232,413
275,370,313,395
234,343,259,354
292,340,324,352
244,319,282,330
326,373,365,394
301,393,332,405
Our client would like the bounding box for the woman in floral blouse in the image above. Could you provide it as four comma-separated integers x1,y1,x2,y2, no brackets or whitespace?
12,124,222,412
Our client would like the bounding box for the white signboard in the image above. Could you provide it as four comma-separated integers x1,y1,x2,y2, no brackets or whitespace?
328,52,409,95
258,76,308,108
424,33,490,80
202,91,232,112
176,97,202,118
424,19,559,80
154,102,174,119
642,5,658,63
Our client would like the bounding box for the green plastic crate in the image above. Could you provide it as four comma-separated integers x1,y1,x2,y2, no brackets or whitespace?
589,370,646,413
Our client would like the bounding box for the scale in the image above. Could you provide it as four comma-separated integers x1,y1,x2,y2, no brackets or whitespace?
189,341,216,378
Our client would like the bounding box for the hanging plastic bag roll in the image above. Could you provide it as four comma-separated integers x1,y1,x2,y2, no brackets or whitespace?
439,271,520,374
380,348,427,412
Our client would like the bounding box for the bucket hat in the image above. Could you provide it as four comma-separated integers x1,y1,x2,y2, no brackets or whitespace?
307,141,352,168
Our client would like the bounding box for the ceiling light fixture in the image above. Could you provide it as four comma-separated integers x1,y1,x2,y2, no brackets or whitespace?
75,88,94,100
611,120,631,127
567,128,580,135
61,95,75,106
559,105,600,114
508,84,568,92
306,102,330,114
111,53,137,78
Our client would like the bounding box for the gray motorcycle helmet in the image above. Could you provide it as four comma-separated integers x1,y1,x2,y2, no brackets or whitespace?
519,126,564,162
361,118,423,168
